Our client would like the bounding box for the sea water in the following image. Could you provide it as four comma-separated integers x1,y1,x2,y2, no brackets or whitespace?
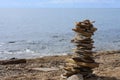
0,8,120,59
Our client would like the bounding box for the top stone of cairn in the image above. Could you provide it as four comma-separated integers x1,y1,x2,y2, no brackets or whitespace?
72,20,97,37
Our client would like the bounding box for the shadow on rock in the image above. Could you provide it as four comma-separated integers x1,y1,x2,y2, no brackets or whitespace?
85,75,118,80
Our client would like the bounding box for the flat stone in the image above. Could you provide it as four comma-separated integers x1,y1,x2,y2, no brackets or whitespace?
73,34,88,41
63,67,74,72
75,44,94,49
72,28,93,36
73,53,93,58
67,74,84,80
66,63,80,68
66,59,99,68
72,39,94,44
31,67,59,72
73,49,95,53
72,57,95,63
76,46,93,50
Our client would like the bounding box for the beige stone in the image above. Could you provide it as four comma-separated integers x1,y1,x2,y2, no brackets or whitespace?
66,59,99,68
67,74,84,80
31,67,59,72
66,63,80,68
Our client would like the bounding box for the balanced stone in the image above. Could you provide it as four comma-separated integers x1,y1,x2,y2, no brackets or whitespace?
62,20,99,79
72,57,95,63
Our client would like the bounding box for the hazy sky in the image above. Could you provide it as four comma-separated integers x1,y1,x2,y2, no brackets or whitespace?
0,0,119,8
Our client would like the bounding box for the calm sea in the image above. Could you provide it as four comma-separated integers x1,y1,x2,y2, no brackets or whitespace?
0,8,120,59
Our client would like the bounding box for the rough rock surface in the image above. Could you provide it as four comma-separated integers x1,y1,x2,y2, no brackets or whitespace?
0,51,120,80
67,74,83,80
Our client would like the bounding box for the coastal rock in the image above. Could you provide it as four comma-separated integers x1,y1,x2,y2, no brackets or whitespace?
0,59,26,65
67,74,83,80
8,41,16,43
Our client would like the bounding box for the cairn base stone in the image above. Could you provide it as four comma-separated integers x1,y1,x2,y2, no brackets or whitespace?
67,74,84,80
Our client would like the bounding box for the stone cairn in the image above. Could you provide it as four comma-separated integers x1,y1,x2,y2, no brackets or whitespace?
62,20,99,79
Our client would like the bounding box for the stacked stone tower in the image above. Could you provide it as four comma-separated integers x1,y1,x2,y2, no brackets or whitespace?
62,20,99,79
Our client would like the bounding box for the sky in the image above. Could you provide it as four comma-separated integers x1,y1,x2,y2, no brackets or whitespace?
0,0,119,8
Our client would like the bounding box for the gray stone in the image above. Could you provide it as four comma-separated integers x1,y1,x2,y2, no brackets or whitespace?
67,74,84,80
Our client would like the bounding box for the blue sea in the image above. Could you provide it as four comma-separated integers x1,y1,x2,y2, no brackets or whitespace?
0,8,120,59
